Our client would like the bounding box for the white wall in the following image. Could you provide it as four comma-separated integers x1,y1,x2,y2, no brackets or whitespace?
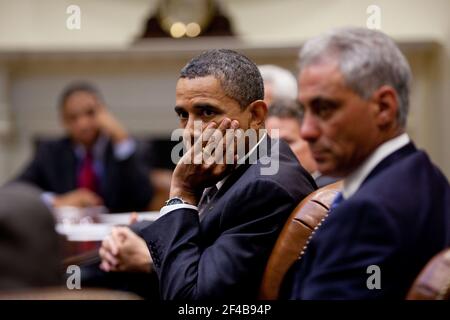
0,0,156,48
0,0,449,48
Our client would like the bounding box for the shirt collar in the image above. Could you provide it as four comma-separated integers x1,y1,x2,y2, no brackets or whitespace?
214,131,267,191
342,133,410,199
311,171,321,179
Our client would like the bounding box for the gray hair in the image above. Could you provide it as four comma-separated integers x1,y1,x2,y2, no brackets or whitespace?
298,27,412,127
258,65,298,101
180,49,264,109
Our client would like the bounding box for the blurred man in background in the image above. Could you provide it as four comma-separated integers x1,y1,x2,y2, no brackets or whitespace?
13,82,152,213
258,64,298,106
266,99,337,187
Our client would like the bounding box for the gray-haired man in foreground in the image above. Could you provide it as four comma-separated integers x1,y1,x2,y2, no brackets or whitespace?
289,27,450,299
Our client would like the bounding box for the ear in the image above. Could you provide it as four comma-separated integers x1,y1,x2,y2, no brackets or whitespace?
247,100,268,129
372,85,399,128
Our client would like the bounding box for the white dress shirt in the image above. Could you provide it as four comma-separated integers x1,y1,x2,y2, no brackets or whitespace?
342,133,410,200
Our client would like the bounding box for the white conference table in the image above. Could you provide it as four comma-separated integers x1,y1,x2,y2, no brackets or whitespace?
56,210,161,241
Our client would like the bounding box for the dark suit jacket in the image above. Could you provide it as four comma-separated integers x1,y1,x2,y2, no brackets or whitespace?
15,137,153,213
132,138,317,300
314,174,339,188
289,143,450,299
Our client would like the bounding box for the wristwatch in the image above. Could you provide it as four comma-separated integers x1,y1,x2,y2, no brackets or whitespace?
165,196,190,206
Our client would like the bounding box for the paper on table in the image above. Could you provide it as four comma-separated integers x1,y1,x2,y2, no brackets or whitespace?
56,211,160,241
56,223,112,242
98,212,160,225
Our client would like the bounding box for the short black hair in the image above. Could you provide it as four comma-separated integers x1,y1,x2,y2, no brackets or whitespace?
268,99,303,124
58,81,102,110
179,49,264,109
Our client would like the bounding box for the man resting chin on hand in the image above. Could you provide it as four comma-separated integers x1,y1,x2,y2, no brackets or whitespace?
98,49,316,300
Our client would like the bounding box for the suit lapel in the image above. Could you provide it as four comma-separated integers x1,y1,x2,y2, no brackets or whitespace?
101,141,115,202
61,138,78,192
361,142,417,187
213,135,272,200
199,136,273,232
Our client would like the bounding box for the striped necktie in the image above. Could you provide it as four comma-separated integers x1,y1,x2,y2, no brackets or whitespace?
77,150,99,194
198,185,219,217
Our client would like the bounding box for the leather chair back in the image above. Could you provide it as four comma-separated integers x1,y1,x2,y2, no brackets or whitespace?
406,248,450,300
259,181,342,299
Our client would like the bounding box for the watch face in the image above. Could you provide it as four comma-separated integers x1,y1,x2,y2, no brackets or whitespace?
157,0,215,37
166,197,184,206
